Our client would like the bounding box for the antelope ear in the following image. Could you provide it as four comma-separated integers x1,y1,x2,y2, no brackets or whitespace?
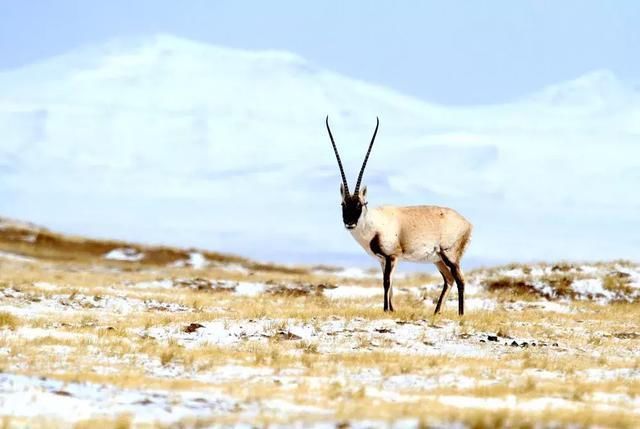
360,186,367,201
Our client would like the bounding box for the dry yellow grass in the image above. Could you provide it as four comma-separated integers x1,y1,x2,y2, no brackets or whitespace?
0,216,306,275
0,219,639,428
0,312,19,330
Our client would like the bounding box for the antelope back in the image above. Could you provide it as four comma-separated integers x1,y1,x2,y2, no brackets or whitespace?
393,206,472,261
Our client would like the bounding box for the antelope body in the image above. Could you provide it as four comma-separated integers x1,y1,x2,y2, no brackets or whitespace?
326,117,473,315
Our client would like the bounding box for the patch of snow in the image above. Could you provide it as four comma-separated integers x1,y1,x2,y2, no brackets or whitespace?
0,288,189,316
384,373,484,390
129,279,174,289
590,392,640,409
571,278,614,300
459,279,484,297
505,300,573,314
616,265,640,288
464,298,497,311
0,251,36,263
324,285,381,299
145,320,267,347
499,268,525,278
580,368,640,382
529,267,550,277
0,373,236,423
530,280,557,299
144,300,190,312
235,282,266,296
287,324,315,341
523,369,565,381
262,399,330,416
32,281,59,291
171,252,208,269
579,265,601,275
1,288,23,298
11,327,82,341
435,394,579,412
363,388,422,403
533,301,573,314
329,267,377,279
207,365,274,382
103,248,144,262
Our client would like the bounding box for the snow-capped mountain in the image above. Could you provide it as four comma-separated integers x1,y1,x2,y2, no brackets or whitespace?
1,34,638,267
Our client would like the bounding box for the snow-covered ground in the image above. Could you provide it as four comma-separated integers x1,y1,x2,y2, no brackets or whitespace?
1,253,639,427
476,261,640,302
0,34,639,267
0,373,238,424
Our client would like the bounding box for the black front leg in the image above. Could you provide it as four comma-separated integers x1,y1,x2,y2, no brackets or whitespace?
382,256,394,312
457,280,465,316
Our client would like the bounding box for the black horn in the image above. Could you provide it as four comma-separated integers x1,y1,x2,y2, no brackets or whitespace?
354,117,379,195
325,116,350,195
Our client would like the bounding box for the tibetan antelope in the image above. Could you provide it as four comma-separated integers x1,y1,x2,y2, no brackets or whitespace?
325,116,473,315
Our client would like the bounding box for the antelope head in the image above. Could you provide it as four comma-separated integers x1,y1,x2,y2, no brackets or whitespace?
325,116,380,230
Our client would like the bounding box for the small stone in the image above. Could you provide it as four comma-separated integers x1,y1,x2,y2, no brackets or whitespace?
552,342,559,347
510,340,519,347
614,332,640,339
480,339,486,343
520,342,529,348
277,330,302,340
184,323,205,333
487,335,499,342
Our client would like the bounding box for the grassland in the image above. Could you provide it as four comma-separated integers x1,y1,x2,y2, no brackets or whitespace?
0,217,639,428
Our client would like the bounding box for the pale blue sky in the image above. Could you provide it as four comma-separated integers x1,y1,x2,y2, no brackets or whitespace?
0,0,638,104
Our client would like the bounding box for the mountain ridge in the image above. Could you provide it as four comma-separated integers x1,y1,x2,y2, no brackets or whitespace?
0,34,638,267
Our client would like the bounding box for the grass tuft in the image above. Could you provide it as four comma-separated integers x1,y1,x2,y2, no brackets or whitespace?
0,312,19,330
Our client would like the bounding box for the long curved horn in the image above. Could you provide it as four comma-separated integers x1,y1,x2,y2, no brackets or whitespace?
325,116,350,195
354,117,379,195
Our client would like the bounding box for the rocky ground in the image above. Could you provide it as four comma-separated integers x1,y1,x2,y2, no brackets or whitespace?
0,218,639,428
